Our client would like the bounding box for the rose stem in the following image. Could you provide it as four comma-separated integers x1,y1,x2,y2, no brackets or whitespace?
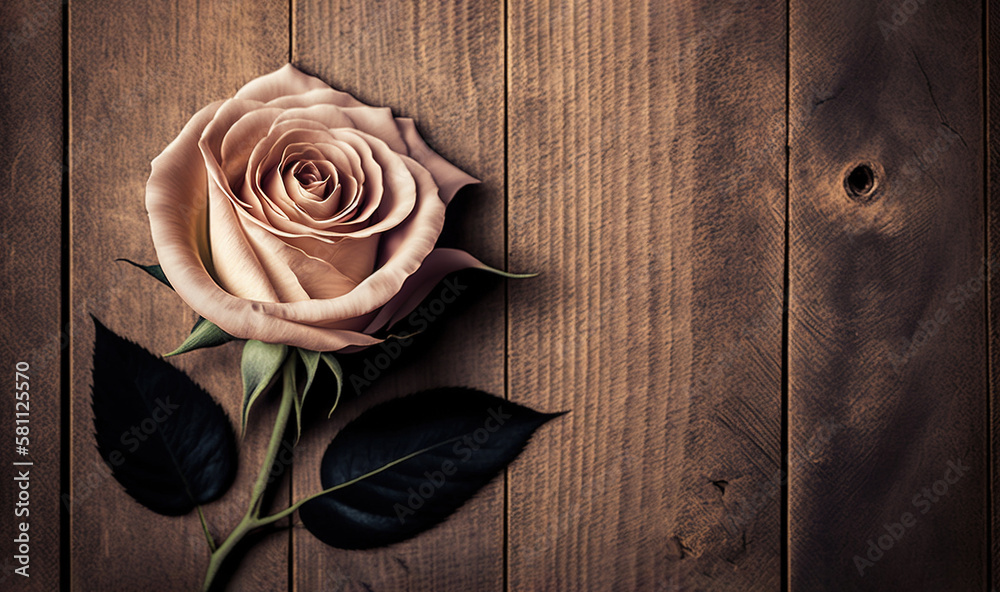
196,506,216,552
201,355,297,592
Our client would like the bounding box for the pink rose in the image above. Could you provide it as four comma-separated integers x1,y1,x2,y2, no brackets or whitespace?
146,64,492,351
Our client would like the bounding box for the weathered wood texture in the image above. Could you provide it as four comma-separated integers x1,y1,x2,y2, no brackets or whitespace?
788,0,987,590
0,1,63,590
0,0,992,589
506,1,786,590
291,1,507,591
989,0,999,588
69,1,289,590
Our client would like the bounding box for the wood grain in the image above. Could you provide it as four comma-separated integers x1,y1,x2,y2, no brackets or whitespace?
989,0,999,587
506,1,787,590
0,0,63,590
16,0,995,588
788,0,986,589
292,1,507,590
69,0,288,589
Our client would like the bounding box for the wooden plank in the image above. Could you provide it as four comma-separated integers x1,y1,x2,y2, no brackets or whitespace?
788,1,986,589
0,1,63,590
507,1,786,589
989,0,999,587
69,1,289,589
291,1,506,590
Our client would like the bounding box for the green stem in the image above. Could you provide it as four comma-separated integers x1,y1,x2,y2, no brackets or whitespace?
248,357,297,518
196,505,216,552
201,356,296,592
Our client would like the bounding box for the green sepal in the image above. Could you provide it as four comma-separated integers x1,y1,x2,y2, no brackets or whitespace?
292,348,322,442
320,353,344,418
288,359,301,445
165,318,236,357
240,341,289,437
116,258,172,289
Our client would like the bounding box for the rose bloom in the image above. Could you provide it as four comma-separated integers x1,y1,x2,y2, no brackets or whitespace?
146,64,493,351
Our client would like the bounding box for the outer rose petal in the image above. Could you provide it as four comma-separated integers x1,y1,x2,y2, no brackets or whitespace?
395,117,479,204
234,63,332,103
146,101,381,351
207,176,281,302
364,248,496,333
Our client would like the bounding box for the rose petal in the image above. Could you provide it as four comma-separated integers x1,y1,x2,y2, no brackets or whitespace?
220,107,283,189
272,102,409,157
198,98,268,208
242,221,357,301
238,129,415,241
234,63,332,103
285,234,379,286
264,81,477,204
276,136,374,227
270,103,360,138
254,155,446,324
249,128,372,231
260,146,336,223
338,106,408,153
146,101,223,273
395,117,479,204
264,87,365,111
147,100,379,351
282,160,344,220
207,179,281,302
274,130,363,215
363,248,493,333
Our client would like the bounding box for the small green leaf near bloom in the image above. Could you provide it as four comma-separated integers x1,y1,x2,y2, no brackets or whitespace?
240,340,289,436
319,352,344,418
116,258,172,289
165,318,236,357
116,260,237,357
293,348,322,440
298,349,321,399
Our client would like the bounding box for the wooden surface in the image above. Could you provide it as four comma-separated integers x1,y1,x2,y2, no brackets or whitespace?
788,0,986,590
0,0,994,589
69,1,289,590
0,1,63,591
990,0,999,585
506,1,786,590
291,1,507,590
